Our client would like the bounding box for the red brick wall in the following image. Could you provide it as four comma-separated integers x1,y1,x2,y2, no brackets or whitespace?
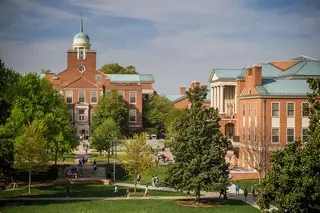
230,172,260,180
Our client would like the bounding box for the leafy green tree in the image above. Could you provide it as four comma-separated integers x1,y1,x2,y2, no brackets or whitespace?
100,63,138,74
119,133,156,192
40,68,51,74
13,120,49,194
91,118,121,164
92,90,129,135
164,86,232,202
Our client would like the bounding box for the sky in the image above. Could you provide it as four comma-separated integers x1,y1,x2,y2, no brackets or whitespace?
0,0,320,95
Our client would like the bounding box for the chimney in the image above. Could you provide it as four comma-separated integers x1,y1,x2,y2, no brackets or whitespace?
252,64,262,86
180,86,186,94
190,81,201,88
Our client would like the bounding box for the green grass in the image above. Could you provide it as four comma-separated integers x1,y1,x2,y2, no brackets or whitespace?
0,184,184,199
233,179,260,191
89,153,118,163
0,199,260,213
56,154,76,163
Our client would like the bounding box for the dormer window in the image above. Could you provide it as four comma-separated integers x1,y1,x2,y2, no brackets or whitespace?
78,47,85,60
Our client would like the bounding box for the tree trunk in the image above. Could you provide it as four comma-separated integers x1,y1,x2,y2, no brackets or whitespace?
28,170,31,195
107,148,110,164
54,149,58,165
194,189,200,203
259,172,262,183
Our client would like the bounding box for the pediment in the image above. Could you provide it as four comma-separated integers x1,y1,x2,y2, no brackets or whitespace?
64,77,100,89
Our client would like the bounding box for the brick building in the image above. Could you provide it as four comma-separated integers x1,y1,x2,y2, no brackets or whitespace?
45,17,154,138
209,56,320,170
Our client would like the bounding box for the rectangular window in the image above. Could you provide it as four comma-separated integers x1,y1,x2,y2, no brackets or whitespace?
302,102,309,117
78,109,85,121
242,103,245,116
91,91,98,103
248,103,251,116
129,91,137,104
79,91,85,103
66,91,73,103
302,128,308,142
287,103,295,117
272,128,279,143
248,127,251,141
78,48,85,60
254,127,258,142
287,128,294,142
129,109,137,122
96,75,101,81
272,103,279,117
254,103,257,117
118,91,124,99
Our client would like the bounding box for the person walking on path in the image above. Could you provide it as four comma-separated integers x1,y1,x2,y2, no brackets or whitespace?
244,188,248,200
126,188,131,199
235,183,240,195
144,185,149,197
252,186,257,201
93,159,97,172
151,176,155,188
114,185,119,196
155,176,159,187
66,184,71,198
136,172,141,185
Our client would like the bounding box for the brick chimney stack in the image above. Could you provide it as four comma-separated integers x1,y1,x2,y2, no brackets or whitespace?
252,64,262,86
180,86,186,94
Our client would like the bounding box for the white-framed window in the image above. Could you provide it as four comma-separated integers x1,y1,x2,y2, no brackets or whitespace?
302,128,308,142
287,103,295,117
96,74,102,81
129,109,137,122
302,102,309,117
118,91,124,99
78,109,85,121
66,90,73,103
287,128,294,142
129,91,137,104
79,91,85,103
248,103,251,116
91,91,98,103
272,128,279,143
254,102,257,117
272,103,280,117
242,103,245,116
68,109,73,122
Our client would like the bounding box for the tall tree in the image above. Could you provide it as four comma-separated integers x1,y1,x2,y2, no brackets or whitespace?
91,118,121,164
40,68,51,74
92,90,129,135
119,134,156,192
13,120,49,194
100,63,138,74
164,86,232,202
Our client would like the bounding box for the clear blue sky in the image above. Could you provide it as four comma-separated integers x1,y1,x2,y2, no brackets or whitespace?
0,0,319,94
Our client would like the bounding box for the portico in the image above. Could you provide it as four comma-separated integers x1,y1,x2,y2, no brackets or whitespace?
211,83,237,117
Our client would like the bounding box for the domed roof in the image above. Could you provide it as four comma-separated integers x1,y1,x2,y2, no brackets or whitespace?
74,32,90,40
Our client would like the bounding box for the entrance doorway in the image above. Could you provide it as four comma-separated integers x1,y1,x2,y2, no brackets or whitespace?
225,123,234,139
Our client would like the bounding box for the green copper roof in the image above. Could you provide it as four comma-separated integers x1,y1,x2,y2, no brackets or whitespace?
255,79,313,96
74,32,90,40
165,94,186,102
106,74,155,83
213,69,243,79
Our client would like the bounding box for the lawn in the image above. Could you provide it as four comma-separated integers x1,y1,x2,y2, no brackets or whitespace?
0,184,184,199
89,153,118,163
0,199,260,213
233,179,260,191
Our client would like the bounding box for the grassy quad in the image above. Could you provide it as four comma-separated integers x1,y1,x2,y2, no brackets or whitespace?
0,184,185,199
0,199,260,213
233,179,260,191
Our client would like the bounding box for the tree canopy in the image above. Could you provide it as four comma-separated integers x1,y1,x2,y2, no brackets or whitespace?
164,86,232,201
92,90,129,135
100,63,138,74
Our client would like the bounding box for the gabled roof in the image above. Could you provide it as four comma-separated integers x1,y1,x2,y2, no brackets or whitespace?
106,74,155,83
291,55,319,61
63,77,100,89
209,69,243,82
165,94,187,102
255,79,312,96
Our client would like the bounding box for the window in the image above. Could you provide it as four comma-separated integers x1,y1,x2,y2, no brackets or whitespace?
66,91,73,103
248,90,252,95
254,103,257,117
287,103,295,117
302,102,309,117
272,128,279,143
79,91,85,103
242,103,245,116
118,91,124,99
302,128,308,142
254,127,258,142
78,109,85,121
272,103,279,117
91,91,98,103
287,128,294,142
248,103,251,116
129,109,137,122
129,91,136,104
78,48,85,60
96,75,102,81
248,127,251,141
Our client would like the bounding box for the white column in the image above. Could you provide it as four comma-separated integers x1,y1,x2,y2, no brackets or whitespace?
235,86,238,114
225,86,229,115
211,87,214,107
217,86,220,111
220,86,224,113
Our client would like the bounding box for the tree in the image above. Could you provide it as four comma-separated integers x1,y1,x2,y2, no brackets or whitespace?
100,63,138,74
13,120,49,194
164,86,232,202
92,90,129,135
40,68,51,74
91,118,121,164
119,133,156,192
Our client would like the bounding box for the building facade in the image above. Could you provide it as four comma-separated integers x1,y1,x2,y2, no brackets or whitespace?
45,17,154,138
209,56,320,170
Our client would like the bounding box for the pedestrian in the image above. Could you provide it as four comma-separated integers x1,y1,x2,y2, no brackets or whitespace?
219,188,224,198
66,184,71,198
151,176,155,187
62,153,66,162
126,188,131,199
136,172,141,185
114,185,119,196
155,176,159,187
144,185,149,197
78,159,82,167
235,183,240,195
244,188,248,200
252,186,257,200
93,159,97,171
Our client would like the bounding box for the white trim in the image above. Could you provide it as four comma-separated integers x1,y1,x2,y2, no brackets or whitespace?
254,102,257,117
271,102,280,117
286,102,295,117
271,127,280,143
91,91,98,103
248,102,251,116
129,91,137,104
129,109,137,122
66,90,73,104
78,90,86,103
286,128,294,143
